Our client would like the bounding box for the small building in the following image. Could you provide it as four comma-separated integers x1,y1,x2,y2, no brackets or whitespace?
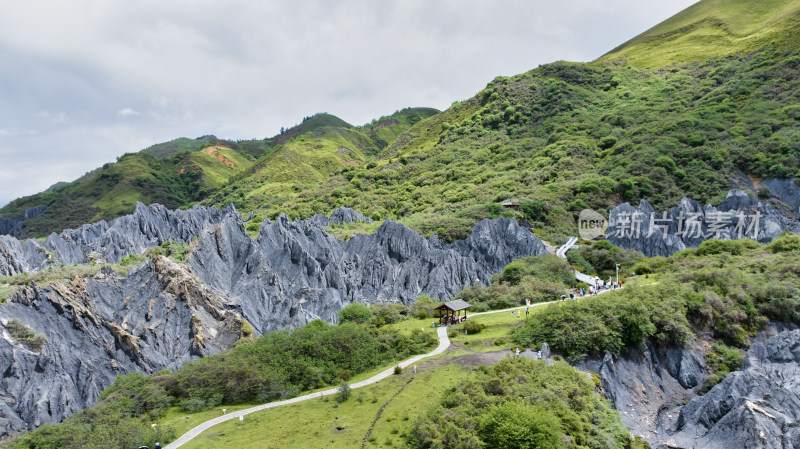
501,201,520,211
435,299,471,326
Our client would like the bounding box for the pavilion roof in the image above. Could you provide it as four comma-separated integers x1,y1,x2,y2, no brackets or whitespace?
435,299,471,312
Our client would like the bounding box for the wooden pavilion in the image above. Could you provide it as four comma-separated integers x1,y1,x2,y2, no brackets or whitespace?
501,201,520,211
435,299,471,326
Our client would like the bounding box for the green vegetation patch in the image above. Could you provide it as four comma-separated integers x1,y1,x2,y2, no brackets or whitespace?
456,255,576,311
514,237,800,361
6,319,47,352
406,356,643,449
9,319,436,449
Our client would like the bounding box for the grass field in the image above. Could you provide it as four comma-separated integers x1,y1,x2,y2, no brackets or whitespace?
599,0,800,68
161,306,551,448
177,362,469,449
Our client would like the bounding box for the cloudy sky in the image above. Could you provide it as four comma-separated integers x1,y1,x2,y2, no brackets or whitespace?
0,0,698,208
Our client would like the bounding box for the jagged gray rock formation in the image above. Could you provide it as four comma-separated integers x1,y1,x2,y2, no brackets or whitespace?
574,329,800,448
0,206,47,237
0,256,244,436
762,178,800,216
0,202,237,276
189,213,547,333
0,206,546,434
607,188,800,257
664,330,800,449
574,344,706,443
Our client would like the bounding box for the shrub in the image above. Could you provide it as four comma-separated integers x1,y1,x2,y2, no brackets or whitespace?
696,239,759,256
499,266,522,285
768,233,800,253
394,365,402,375
463,320,486,334
6,319,46,352
338,302,372,324
335,382,351,403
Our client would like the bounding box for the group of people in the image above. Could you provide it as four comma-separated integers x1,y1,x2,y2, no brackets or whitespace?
561,279,623,301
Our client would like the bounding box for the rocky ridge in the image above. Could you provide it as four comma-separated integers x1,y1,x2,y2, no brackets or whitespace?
0,202,236,276
0,207,47,238
576,328,800,449
0,205,546,434
189,212,547,333
606,187,800,257
666,329,800,449
0,256,244,435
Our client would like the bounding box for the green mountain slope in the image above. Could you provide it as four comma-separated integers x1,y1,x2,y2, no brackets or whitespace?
0,142,254,237
235,48,800,241
208,108,439,225
599,0,800,68
141,136,216,159
0,109,438,238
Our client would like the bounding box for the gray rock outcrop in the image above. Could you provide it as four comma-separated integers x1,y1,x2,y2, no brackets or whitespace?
576,330,800,449
0,206,47,237
665,330,800,449
574,344,706,443
0,206,547,434
0,202,237,276
0,256,244,435
189,213,547,333
762,178,800,215
607,188,800,257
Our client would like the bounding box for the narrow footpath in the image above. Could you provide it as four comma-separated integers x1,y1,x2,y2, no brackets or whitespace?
164,301,566,448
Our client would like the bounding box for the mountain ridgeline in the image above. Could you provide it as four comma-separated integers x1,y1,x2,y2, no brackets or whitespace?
0,109,439,238
207,20,800,243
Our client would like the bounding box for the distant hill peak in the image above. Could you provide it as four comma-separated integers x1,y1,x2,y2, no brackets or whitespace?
598,0,800,68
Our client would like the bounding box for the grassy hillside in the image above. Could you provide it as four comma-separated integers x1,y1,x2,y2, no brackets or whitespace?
141,136,217,159
0,110,436,238
362,107,441,149
267,112,354,148
0,144,254,237
599,0,800,68
208,108,439,230
227,48,800,243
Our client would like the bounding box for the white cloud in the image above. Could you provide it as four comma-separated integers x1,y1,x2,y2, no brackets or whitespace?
116,108,140,117
0,0,700,209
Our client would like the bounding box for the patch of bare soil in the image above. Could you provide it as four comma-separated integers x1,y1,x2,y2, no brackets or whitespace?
451,350,512,367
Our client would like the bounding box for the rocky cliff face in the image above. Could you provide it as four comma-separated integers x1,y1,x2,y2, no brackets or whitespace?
0,207,47,237
666,329,800,449
577,328,800,449
0,202,236,276
189,213,547,333
762,178,800,216
0,256,244,435
574,343,706,443
606,188,800,257
0,206,546,434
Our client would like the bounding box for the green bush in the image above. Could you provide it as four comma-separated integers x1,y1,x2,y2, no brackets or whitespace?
335,382,351,403
406,357,633,448
6,319,46,352
512,285,692,360
768,233,800,253
696,239,759,256
338,302,372,324
701,343,744,393
463,320,486,334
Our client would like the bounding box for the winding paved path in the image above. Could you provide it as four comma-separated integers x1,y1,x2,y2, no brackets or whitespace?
163,302,562,448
